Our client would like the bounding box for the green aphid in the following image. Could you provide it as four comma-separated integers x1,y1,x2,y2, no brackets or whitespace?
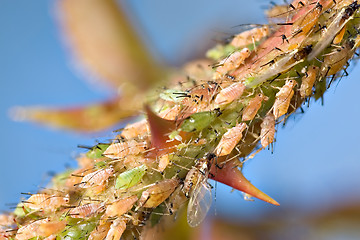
13,203,27,217
160,89,187,103
86,144,109,160
59,220,96,240
115,165,147,190
180,111,218,132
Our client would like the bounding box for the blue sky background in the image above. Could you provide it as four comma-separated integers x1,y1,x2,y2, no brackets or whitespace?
1,0,360,225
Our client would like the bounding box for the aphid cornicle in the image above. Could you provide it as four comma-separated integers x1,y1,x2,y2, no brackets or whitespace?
260,112,276,149
79,167,114,188
103,139,147,159
215,122,247,156
183,154,215,227
273,79,296,119
214,48,250,78
214,82,246,105
300,66,319,98
23,193,69,211
242,93,269,121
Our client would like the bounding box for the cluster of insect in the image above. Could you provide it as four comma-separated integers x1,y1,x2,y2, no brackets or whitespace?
2,0,360,239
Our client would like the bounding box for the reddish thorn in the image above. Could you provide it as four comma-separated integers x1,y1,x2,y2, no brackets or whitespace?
210,160,280,206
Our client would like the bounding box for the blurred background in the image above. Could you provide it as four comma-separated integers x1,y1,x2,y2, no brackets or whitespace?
1,0,360,239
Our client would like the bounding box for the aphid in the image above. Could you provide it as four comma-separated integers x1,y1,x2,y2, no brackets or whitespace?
23,194,69,211
214,82,246,105
230,26,269,48
291,3,322,37
120,119,149,139
79,167,114,188
69,203,105,218
273,79,296,119
15,219,66,240
103,139,147,159
180,83,218,118
36,220,67,238
215,123,247,156
115,164,147,190
321,39,355,77
242,93,269,121
214,48,251,78
104,195,138,218
246,46,310,88
105,219,126,240
138,178,179,208
308,1,360,60
183,154,215,227
260,112,276,148
88,223,111,240
158,154,170,172
300,66,319,98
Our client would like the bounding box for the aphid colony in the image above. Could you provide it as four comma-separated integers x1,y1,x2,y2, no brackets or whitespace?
3,0,360,239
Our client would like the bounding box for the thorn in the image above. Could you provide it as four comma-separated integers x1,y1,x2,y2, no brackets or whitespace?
210,159,280,206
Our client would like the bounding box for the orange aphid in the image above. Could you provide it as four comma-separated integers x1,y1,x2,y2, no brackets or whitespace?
215,123,247,156
104,195,138,218
158,154,170,172
273,79,296,119
230,26,269,48
79,168,114,188
36,220,66,238
214,82,246,105
242,93,269,121
120,119,149,139
69,203,105,218
138,178,179,208
15,219,49,240
215,48,251,78
104,219,126,240
260,112,276,148
103,140,147,159
321,39,355,77
178,83,218,119
24,194,69,211
291,2,322,36
300,66,319,98
15,219,65,240
88,223,111,240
